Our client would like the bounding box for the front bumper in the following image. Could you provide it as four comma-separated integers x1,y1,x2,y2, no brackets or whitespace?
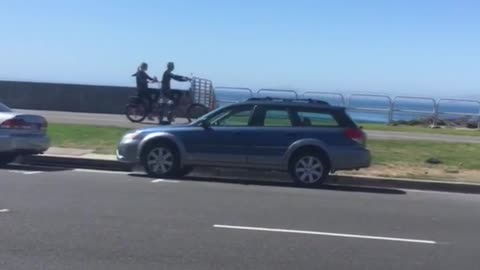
116,141,140,164
0,134,50,154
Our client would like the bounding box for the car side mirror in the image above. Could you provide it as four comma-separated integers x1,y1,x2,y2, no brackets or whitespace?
200,120,211,129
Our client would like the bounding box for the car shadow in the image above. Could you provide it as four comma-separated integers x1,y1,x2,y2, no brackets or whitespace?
128,173,406,195
1,163,73,172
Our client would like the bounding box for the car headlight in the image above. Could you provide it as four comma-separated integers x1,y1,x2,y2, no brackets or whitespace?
121,131,143,143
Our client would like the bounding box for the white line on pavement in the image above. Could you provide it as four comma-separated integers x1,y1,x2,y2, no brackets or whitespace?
151,179,180,183
7,170,42,175
213,225,437,245
72,169,130,175
0,209,10,213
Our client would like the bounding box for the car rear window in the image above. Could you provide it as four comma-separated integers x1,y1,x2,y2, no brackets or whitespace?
0,103,12,112
297,111,339,127
293,108,355,127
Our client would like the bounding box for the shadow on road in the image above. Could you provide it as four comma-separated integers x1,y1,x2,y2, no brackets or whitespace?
1,164,73,172
129,173,406,195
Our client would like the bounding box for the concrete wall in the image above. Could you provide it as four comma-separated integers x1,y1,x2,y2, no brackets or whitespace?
0,80,136,114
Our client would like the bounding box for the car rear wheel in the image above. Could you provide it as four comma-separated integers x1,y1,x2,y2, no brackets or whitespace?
289,151,329,186
0,154,16,167
141,143,180,178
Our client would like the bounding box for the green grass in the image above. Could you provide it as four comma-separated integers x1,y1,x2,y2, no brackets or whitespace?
368,140,480,170
48,124,130,154
362,123,480,137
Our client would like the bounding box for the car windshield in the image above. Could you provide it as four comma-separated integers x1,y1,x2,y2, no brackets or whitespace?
0,103,12,112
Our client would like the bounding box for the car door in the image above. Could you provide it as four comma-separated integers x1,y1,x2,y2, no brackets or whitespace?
247,105,301,167
183,105,257,166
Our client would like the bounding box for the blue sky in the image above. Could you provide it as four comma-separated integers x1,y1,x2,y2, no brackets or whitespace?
0,0,479,97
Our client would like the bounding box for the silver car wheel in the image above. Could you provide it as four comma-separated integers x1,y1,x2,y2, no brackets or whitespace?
295,156,324,184
146,147,174,174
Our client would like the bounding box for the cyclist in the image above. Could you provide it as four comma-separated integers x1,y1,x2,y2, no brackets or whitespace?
161,62,190,105
132,62,158,118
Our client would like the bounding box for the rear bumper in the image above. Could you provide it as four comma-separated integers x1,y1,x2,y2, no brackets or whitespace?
329,147,371,171
0,134,50,154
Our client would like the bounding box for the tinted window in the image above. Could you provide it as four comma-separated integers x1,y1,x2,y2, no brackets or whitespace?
0,103,12,112
296,111,339,127
262,109,293,127
210,106,254,126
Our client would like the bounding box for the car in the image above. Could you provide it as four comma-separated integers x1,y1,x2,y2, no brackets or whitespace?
117,97,370,186
0,102,50,166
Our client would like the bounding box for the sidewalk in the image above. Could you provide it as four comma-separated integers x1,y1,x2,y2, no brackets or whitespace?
17,147,480,194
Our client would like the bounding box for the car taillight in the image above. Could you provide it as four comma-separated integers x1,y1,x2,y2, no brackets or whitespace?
0,118,30,129
345,128,366,146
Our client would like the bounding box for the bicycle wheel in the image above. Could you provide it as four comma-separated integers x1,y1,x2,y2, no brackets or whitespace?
186,104,209,122
125,103,147,123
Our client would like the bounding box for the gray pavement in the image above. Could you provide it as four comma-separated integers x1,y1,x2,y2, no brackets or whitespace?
16,109,480,143
0,166,479,269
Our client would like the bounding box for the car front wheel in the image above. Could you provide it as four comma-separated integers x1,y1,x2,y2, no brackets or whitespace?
141,143,180,178
289,151,330,186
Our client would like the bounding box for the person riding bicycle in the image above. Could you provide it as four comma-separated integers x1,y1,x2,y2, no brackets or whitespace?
161,62,191,106
132,62,158,118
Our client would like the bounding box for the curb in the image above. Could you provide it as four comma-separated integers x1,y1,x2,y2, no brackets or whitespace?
19,155,480,194
19,155,132,172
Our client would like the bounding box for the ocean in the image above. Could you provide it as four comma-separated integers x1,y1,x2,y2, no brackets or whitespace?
214,88,480,124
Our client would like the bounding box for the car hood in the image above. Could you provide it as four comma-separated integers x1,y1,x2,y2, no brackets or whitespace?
135,124,199,134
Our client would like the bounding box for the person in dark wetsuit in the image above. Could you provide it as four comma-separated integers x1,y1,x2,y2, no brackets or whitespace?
132,62,158,116
161,62,190,105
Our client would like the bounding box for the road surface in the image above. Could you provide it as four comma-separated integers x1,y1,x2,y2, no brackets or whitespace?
16,109,480,144
0,165,478,269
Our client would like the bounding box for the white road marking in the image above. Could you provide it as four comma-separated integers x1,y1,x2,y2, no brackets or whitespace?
7,170,42,175
72,169,130,175
151,179,180,183
0,209,10,213
213,224,437,245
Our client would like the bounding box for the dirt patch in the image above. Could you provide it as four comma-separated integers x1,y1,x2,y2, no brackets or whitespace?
341,165,480,183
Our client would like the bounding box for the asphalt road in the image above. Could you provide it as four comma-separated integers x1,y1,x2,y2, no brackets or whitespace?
1,165,479,269
16,109,480,144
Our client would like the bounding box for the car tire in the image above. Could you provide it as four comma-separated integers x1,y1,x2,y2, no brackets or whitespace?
0,154,16,167
141,142,181,178
289,151,330,186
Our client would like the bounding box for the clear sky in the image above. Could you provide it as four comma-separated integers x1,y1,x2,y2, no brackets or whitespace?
0,0,479,97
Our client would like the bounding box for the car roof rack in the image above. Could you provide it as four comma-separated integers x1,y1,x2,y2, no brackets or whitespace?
247,97,331,106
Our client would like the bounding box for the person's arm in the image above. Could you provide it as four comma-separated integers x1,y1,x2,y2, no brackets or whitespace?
171,74,190,82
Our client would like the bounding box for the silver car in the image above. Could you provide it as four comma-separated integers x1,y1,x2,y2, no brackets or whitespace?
117,98,370,186
0,102,50,166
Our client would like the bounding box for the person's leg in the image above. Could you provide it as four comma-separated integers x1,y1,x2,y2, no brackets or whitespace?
139,90,153,113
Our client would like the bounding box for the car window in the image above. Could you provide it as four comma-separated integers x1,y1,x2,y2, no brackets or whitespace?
211,106,254,126
296,111,339,127
262,109,293,127
0,103,12,112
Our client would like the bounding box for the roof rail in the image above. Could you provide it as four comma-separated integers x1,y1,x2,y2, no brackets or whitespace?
247,97,331,105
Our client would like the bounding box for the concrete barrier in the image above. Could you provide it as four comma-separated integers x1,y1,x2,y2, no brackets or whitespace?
0,80,136,114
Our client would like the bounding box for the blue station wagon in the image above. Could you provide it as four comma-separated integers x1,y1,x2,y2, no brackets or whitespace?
117,98,370,186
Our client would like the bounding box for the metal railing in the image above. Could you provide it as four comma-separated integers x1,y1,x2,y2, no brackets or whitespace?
213,86,480,128
437,98,480,128
392,96,437,125
302,92,346,106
